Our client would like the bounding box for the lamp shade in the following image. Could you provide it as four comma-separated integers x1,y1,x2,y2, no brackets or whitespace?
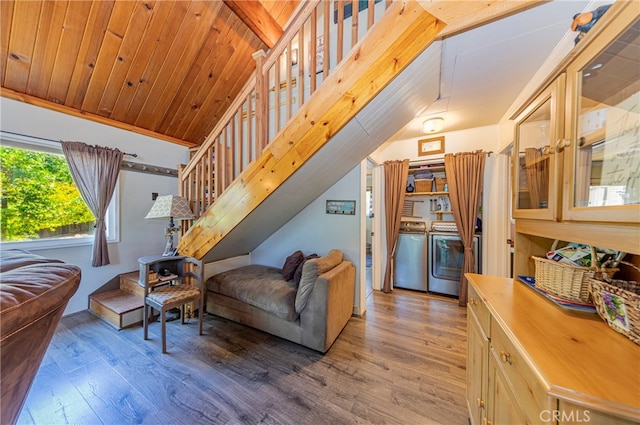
145,195,195,220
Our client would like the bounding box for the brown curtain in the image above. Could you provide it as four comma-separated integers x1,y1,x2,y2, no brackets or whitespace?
62,141,124,267
524,147,549,209
383,159,409,293
445,151,485,306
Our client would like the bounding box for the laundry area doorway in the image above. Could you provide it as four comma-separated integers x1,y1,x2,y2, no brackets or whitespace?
365,158,385,299
366,160,374,298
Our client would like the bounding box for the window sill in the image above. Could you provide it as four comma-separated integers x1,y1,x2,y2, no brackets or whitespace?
2,236,119,252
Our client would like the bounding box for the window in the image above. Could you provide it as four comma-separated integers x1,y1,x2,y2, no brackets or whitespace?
0,132,119,249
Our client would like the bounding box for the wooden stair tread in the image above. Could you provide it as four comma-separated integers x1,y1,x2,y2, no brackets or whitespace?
90,289,143,314
119,271,145,297
120,270,140,281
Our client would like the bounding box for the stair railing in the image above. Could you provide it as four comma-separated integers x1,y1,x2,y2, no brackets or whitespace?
178,0,393,232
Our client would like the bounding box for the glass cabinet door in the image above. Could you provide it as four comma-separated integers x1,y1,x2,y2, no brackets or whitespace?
563,14,640,223
512,78,563,220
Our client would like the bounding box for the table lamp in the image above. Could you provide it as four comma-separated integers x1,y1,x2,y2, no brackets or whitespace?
145,195,195,256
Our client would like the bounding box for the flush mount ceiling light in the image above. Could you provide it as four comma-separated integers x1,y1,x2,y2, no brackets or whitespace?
423,117,444,134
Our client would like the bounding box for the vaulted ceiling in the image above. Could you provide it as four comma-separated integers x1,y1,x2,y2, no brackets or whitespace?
0,0,300,147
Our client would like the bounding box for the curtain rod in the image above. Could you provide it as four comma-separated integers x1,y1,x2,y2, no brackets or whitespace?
1,130,178,177
1,131,138,157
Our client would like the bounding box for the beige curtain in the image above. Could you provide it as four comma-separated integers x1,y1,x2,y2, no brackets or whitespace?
62,142,123,267
445,151,485,306
575,148,592,207
383,159,409,293
524,147,549,209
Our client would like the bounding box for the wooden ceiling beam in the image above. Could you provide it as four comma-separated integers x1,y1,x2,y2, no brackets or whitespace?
223,0,282,49
418,0,545,38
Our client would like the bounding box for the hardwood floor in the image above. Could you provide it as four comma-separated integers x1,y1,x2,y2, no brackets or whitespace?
17,290,468,425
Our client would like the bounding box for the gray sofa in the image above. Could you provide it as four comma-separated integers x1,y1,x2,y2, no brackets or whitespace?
206,249,355,353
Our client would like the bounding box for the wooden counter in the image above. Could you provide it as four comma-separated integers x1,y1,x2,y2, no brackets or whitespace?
467,273,640,422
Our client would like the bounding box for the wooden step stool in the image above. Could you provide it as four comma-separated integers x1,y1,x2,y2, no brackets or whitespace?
89,272,144,329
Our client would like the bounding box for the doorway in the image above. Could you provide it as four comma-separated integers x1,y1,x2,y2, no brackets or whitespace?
366,160,374,298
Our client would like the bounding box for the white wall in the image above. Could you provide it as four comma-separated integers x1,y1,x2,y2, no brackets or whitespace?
252,165,363,312
0,97,189,314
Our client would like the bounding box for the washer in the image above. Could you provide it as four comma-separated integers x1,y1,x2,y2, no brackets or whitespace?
394,221,427,291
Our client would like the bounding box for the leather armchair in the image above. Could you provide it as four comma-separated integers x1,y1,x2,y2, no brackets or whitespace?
0,249,81,425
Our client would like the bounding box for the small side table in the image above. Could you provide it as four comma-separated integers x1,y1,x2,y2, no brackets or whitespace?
138,254,204,353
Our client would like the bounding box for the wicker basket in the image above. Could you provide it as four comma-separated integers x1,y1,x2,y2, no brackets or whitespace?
532,254,617,304
434,177,447,192
589,261,640,345
414,179,433,192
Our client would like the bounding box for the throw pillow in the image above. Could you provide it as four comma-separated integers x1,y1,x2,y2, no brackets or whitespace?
295,259,319,313
281,250,304,281
294,249,344,313
293,254,318,286
315,249,343,274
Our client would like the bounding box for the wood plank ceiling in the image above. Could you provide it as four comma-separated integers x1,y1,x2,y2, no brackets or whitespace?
0,0,299,147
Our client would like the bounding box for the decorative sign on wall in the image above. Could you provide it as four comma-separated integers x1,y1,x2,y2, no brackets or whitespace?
418,136,445,156
326,200,356,215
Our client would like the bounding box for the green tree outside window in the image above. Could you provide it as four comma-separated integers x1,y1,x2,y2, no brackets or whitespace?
1,146,95,242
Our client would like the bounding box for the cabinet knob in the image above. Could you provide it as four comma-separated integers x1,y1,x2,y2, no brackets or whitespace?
483,418,493,425
477,398,485,408
555,138,571,152
500,350,513,365
469,297,476,306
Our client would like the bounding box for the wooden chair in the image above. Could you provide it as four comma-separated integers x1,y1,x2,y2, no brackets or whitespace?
139,255,204,353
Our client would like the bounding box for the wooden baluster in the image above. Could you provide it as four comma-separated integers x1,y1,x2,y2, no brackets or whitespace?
297,30,304,107
216,134,223,195
178,164,185,198
368,0,374,29
352,0,358,47
237,105,244,173
207,145,213,209
252,50,267,152
225,126,233,190
246,91,253,163
323,1,330,78
336,0,344,64
224,123,235,189
310,7,317,94
195,161,202,218
286,41,292,122
274,53,281,134
230,117,236,180
177,164,187,235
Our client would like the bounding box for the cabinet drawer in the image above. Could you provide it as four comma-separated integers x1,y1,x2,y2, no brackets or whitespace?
556,400,638,425
490,317,551,422
468,284,490,337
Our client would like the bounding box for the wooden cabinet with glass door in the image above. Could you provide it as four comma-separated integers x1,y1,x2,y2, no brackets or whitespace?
513,2,639,226
512,74,564,221
562,7,639,224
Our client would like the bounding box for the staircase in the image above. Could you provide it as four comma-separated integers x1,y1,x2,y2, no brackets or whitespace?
89,272,144,329
176,1,445,262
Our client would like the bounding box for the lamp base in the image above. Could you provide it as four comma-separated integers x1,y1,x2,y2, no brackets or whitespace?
162,236,176,256
161,221,180,256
